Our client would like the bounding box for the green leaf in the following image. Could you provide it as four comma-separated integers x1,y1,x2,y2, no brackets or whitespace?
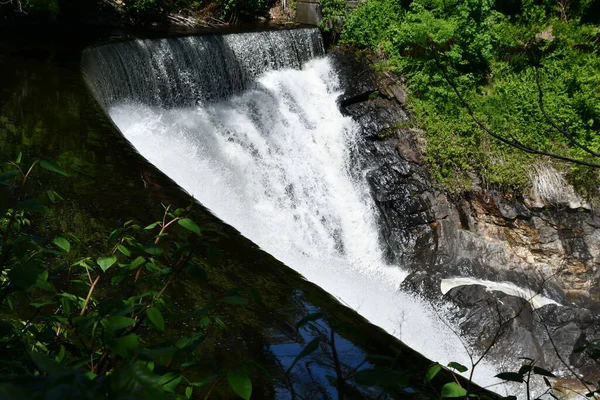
227,370,252,400
108,228,122,243
53,237,70,253
117,244,131,256
144,244,163,256
533,366,556,377
178,218,201,236
15,152,22,164
159,372,182,392
105,316,136,330
518,364,533,375
185,386,193,399
97,255,117,272
146,307,165,332
424,363,441,383
55,345,66,363
131,256,146,269
39,159,68,176
447,361,468,373
440,382,467,398
495,372,524,383
286,338,320,374
144,222,160,230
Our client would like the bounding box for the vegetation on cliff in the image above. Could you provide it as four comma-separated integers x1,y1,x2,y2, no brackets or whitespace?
0,0,277,24
333,0,600,197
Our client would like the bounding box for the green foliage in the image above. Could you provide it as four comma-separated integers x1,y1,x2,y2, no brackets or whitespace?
340,0,600,195
0,155,258,399
1,0,274,23
318,0,348,33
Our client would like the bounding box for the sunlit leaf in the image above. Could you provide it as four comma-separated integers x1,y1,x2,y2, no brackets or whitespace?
440,382,467,398
425,363,441,383
144,222,160,230
53,237,70,253
178,218,201,236
97,255,117,272
117,244,131,256
227,370,252,400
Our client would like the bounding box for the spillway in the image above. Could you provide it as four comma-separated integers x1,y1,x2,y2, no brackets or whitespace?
82,28,510,394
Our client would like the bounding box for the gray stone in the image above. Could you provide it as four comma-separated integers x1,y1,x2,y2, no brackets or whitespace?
295,1,322,25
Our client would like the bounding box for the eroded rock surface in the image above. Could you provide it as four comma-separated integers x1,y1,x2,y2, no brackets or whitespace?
330,48,600,377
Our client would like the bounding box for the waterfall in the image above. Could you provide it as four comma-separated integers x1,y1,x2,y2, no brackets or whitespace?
82,29,324,109
82,29,508,393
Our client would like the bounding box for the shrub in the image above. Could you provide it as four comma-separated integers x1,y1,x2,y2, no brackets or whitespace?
340,0,600,195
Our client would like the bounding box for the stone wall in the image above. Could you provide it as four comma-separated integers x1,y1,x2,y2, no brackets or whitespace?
295,0,363,25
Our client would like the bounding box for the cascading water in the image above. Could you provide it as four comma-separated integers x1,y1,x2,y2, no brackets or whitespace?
83,29,510,394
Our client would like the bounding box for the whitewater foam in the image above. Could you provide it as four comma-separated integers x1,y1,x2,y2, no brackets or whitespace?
108,57,513,392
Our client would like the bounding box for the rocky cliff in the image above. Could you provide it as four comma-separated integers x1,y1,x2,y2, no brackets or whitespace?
331,48,600,380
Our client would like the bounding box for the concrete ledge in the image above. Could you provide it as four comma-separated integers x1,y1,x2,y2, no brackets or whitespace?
295,2,322,25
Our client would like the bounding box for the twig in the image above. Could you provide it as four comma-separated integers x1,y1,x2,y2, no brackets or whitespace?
80,275,100,316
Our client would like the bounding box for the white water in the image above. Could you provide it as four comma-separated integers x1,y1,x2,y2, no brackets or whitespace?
441,278,561,310
109,57,509,392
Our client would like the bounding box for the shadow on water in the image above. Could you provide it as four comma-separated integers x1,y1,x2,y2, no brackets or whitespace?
0,26,500,399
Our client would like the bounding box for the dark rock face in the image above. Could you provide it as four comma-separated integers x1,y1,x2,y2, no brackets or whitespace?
329,47,600,378
442,285,600,375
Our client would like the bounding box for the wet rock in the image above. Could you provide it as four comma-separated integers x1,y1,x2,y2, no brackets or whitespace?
443,285,600,374
342,97,409,140
329,49,378,105
332,46,600,377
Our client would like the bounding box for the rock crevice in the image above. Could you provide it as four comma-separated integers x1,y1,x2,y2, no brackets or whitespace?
331,48,600,377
